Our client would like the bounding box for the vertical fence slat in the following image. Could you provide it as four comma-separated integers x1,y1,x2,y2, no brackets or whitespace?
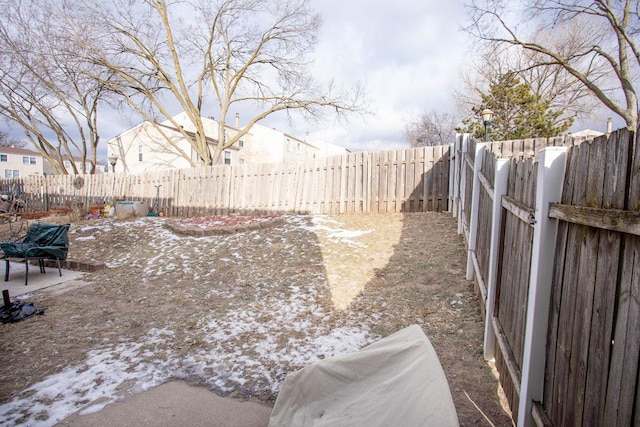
4,146,450,217
604,131,640,425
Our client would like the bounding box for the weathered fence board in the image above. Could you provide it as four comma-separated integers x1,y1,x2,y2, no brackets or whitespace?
602,131,640,426
463,146,475,233
0,146,450,216
492,157,538,421
476,151,496,291
454,129,639,426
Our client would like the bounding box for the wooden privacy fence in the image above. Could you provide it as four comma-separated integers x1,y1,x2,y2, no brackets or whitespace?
451,129,640,427
0,146,450,216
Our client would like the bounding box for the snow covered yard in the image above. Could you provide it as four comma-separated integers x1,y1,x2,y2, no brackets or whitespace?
0,213,512,426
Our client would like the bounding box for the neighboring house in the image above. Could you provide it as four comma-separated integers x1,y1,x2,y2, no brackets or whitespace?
107,112,349,175
0,146,43,178
0,146,103,177
569,129,604,139
312,139,353,157
43,156,105,176
108,113,240,175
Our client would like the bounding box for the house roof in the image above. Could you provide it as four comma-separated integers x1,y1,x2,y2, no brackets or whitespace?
0,146,42,156
570,129,604,138
0,146,102,164
108,112,347,156
107,120,148,141
59,155,104,166
157,123,240,151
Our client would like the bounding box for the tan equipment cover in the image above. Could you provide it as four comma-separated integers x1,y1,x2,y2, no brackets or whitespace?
269,324,459,426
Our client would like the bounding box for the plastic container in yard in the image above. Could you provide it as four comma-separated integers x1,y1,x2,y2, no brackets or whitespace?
115,201,149,218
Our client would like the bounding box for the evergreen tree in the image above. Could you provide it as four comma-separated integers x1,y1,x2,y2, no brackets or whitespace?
457,73,573,141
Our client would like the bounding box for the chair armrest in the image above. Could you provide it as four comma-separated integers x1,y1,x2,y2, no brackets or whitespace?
24,245,68,260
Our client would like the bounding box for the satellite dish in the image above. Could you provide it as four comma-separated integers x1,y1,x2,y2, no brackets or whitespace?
73,176,85,189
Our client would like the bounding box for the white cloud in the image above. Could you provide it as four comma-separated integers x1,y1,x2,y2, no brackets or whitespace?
278,0,470,150
97,1,471,154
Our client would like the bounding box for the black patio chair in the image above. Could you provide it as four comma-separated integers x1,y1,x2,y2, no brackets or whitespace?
0,223,70,286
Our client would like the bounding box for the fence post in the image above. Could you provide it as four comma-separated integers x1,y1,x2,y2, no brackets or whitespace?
448,141,456,212
466,143,485,280
451,135,461,218
517,147,568,427
457,134,469,234
483,157,510,360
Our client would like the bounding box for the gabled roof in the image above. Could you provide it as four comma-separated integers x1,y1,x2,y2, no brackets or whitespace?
108,117,241,152
58,155,104,166
0,146,102,165
570,129,604,138
0,146,42,156
156,123,240,152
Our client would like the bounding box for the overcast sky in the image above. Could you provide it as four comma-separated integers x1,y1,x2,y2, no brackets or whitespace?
4,0,618,159
260,0,470,152
91,0,472,156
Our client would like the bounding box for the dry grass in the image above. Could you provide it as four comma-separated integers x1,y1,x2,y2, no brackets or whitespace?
0,212,512,426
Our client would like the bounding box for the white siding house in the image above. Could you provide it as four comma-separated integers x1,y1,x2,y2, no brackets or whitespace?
0,146,104,177
107,112,349,174
43,156,105,175
0,147,43,177
108,113,241,175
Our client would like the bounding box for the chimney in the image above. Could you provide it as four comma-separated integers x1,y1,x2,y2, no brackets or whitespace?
606,118,612,136
235,113,240,128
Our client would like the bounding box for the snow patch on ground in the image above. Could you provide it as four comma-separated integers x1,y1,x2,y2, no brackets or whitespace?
0,215,381,426
0,328,174,426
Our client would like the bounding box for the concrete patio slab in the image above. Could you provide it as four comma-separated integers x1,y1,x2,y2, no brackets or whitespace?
0,261,86,299
57,380,272,427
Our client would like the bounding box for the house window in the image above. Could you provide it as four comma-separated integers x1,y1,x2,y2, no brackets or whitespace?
287,138,292,152
224,151,231,165
191,148,203,163
23,156,36,165
138,144,143,161
64,160,72,169
0,155,6,162
239,139,244,148
4,169,19,178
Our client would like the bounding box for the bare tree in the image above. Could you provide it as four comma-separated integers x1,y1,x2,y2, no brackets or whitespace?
454,43,601,130
404,110,458,147
85,0,365,166
466,0,640,131
0,0,113,174
0,130,26,148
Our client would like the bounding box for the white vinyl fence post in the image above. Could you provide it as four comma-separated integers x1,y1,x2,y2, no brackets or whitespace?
466,143,485,280
452,134,462,219
517,147,568,427
458,134,469,234
483,157,510,360
448,141,455,212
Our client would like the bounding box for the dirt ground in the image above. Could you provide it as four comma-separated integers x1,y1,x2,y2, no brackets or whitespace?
0,212,512,426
